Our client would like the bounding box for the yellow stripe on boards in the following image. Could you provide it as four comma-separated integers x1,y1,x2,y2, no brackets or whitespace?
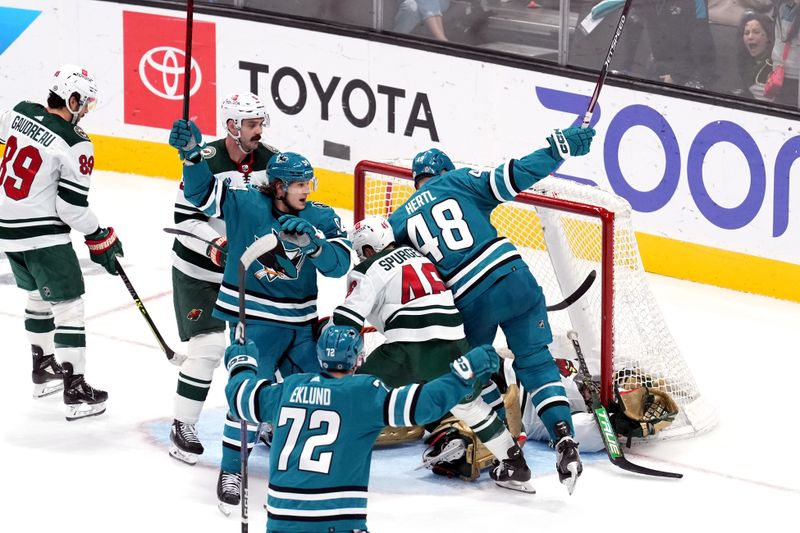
31,136,800,303
637,233,800,303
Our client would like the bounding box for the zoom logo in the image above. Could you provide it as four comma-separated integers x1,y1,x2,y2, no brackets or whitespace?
138,46,202,100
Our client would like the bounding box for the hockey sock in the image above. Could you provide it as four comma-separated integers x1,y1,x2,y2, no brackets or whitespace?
220,413,258,473
25,291,55,355
175,332,225,424
51,297,87,374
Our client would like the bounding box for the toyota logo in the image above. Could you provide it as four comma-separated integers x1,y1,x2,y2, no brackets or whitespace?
138,46,202,100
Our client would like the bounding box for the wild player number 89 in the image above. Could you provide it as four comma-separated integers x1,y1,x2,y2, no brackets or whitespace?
0,135,43,201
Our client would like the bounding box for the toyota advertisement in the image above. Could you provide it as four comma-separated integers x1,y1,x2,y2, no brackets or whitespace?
0,0,797,301
122,10,216,134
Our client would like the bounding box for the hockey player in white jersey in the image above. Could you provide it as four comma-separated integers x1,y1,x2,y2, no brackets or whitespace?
0,64,123,420
331,216,535,492
168,93,275,465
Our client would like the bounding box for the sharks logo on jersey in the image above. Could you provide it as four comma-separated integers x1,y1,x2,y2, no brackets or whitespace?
253,229,307,282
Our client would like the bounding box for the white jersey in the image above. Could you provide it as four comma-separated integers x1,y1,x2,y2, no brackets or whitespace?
503,358,605,452
0,101,99,251
332,245,465,344
170,181,226,283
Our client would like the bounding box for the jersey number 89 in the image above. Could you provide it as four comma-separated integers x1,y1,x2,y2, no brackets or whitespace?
407,198,474,261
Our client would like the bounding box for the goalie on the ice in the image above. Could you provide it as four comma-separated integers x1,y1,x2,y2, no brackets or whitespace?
422,355,680,480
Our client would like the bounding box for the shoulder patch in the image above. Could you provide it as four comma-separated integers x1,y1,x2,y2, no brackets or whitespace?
74,125,89,140
201,145,217,159
260,142,280,153
310,201,331,210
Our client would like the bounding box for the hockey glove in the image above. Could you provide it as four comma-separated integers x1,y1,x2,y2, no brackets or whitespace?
85,227,123,275
278,214,325,256
225,340,259,378
168,119,204,162
450,345,500,386
547,127,596,160
207,237,228,268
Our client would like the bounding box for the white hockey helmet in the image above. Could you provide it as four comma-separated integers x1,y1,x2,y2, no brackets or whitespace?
220,92,269,137
350,216,395,262
50,64,98,123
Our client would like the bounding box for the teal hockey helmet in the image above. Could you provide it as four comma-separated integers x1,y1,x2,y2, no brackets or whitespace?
317,325,364,371
411,148,455,187
267,152,318,191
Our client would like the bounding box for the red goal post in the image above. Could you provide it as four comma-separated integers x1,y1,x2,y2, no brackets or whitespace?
354,160,717,440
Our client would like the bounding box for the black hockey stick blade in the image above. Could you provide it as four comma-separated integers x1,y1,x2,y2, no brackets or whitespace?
163,227,227,254
546,270,596,311
115,260,186,365
567,330,683,479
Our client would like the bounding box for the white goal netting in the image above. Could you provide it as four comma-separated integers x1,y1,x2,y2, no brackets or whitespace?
354,161,717,440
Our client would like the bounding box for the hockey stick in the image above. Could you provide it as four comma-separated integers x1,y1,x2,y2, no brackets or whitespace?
163,227,227,255
567,330,683,478
114,260,187,366
546,270,596,312
581,0,634,128
234,233,278,530
182,0,194,121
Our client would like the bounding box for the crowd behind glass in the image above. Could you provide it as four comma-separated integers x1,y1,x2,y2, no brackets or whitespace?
201,1,800,109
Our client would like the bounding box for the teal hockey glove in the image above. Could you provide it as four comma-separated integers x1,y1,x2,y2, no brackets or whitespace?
278,214,325,256
84,227,123,275
168,119,203,162
547,127,596,160
450,345,500,385
225,340,259,377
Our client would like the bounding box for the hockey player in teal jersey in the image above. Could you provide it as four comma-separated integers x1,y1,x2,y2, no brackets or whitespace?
224,325,499,533
388,127,595,494
169,119,351,508
168,93,275,466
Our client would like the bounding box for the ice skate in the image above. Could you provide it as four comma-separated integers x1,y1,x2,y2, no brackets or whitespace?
31,345,64,398
62,362,107,421
554,421,582,495
490,444,536,493
169,419,204,465
420,427,467,470
217,469,241,516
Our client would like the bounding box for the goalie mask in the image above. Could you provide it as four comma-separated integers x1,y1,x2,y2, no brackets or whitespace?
50,64,98,124
316,325,364,371
220,93,269,140
349,216,395,262
412,148,455,188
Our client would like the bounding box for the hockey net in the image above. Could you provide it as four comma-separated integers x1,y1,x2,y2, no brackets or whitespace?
354,161,717,440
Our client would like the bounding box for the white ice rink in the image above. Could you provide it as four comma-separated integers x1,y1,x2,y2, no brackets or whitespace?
1,171,798,533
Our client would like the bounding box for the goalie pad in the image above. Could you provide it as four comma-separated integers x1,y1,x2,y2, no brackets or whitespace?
375,425,424,446
612,385,679,444
421,385,524,482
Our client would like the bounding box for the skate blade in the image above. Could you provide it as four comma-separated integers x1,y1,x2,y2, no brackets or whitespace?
168,444,198,465
65,402,106,421
33,381,64,399
494,479,536,494
417,440,466,470
218,501,234,517
561,464,579,495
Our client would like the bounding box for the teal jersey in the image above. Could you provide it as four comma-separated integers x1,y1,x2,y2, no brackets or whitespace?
182,159,351,328
226,369,474,532
388,147,560,308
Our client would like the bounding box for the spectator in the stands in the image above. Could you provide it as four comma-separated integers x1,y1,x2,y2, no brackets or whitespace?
638,0,717,89
394,0,451,41
708,0,774,93
736,10,775,100
771,0,800,107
